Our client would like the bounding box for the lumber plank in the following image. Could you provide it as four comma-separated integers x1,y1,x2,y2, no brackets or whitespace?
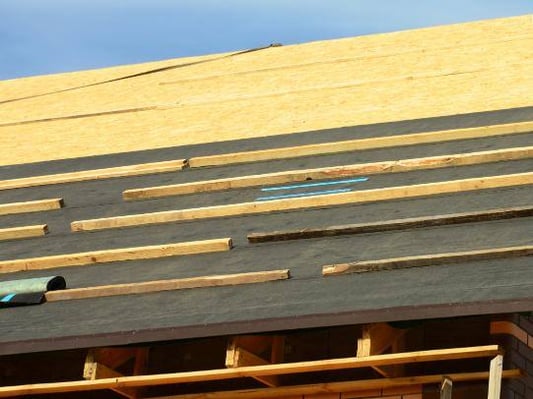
0,346,502,396
247,206,533,242
72,172,533,232
322,245,533,276
187,121,533,168
0,159,186,191
0,198,63,216
0,238,232,274
487,355,503,399
45,270,289,302
124,146,533,200
490,321,529,345
0,224,48,241
227,347,279,387
151,371,521,399
440,377,453,399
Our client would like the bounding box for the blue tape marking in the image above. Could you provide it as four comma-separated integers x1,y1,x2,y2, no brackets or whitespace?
1,293,16,303
261,177,368,192
256,188,351,201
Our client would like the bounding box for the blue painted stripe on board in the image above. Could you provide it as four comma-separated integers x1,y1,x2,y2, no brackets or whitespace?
1,293,16,302
261,177,368,192
256,188,352,201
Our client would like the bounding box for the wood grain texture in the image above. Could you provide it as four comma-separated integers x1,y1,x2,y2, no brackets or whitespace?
247,206,533,242
45,270,289,302
0,238,232,273
0,198,63,216
0,346,502,396
0,159,186,191
125,146,533,199
0,16,531,166
72,172,533,232
322,245,533,276
0,225,48,241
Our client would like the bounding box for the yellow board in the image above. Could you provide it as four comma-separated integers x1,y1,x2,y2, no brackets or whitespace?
0,15,531,166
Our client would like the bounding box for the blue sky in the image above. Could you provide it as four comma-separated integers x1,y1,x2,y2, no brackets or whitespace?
1,0,532,80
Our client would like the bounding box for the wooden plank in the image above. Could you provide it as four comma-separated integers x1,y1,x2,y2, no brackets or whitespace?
187,122,533,168
0,224,48,241
155,371,521,399
0,159,186,191
0,238,232,274
0,198,63,216
227,347,279,387
248,206,533,243
440,377,453,399
490,321,529,345
322,245,533,276
84,358,138,399
0,366,521,399
45,270,290,302
124,146,533,200
487,355,503,399
72,172,533,232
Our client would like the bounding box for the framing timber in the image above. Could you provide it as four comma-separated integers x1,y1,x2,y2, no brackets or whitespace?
490,321,529,345
440,377,453,399
152,371,521,399
72,171,533,232
0,159,186,191
322,245,533,276
0,346,503,397
124,146,533,200
0,238,232,273
247,206,533,242
0,198,63,216
187,121,533,167
487,355,503,399
45,270,290,301
0,224,48,241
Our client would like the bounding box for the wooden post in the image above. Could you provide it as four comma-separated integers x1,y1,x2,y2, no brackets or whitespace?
487,355,503,399
440,377,452,399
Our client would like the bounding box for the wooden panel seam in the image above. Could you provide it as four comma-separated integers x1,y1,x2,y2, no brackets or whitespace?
45,270,290,302
0,238,232,274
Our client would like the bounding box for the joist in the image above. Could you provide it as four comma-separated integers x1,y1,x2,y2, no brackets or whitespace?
0,224,48,241
0,159,186,191
322,245,533,276
72,171,533,232
125,146,533,200
150,370,521,399
45,270,290,301
0,198,63,216
248,206,533,243
0,345,502,397
0,238,232,274
187,121,533,167
226,347,279,387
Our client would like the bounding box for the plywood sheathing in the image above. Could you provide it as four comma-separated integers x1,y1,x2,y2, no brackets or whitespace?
0,15,531,166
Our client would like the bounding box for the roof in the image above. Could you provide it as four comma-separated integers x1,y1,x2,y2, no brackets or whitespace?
0,15,531,356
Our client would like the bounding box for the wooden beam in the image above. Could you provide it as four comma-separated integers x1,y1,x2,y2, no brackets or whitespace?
322,245,533,276
0,345,502,396
0,224,48,241
440,377,453,399
71,171,533,232
0,160,186,191
124,146,533,200
490,321,529,345
108,370,523,399
45,270,290,301
226,346,279,387
0,238,232,274
248,206,533,243
487,355,503,399
0,198,63,216
187,121,533,168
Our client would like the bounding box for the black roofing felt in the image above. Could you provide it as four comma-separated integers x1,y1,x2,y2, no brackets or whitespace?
0,108,531,355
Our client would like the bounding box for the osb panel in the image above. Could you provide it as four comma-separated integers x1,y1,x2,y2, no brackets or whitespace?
0,15,531,166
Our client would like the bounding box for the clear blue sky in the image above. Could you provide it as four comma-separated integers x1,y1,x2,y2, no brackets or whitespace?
1,0,532,81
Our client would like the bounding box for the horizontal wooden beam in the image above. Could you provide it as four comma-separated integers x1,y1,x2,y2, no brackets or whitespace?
0,224,48,241
187,121,533,167
0,160,186,191
0,345,502,396
154,370,521,399
490,321,530,346
0,238,232,274
45,270,290,302
248,206,533,243
0,198,63,216
124,146,533,200
72,172,533,232
322,245,533,276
